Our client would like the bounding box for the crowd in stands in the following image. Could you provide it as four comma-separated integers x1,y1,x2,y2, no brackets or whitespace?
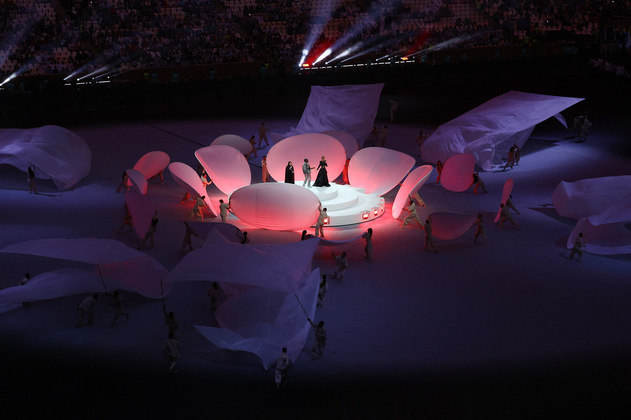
0,0,626,81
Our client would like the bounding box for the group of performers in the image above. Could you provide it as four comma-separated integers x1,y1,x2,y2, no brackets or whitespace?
284,156,330,187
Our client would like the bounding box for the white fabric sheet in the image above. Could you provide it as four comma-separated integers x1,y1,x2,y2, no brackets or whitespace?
421,91,584,170
566,195,631,255
0,238,170,298
195,268,320,369
0,125,91,189
166,238,320,293
553,176,631,220
289,84,384,142
0,268,127,305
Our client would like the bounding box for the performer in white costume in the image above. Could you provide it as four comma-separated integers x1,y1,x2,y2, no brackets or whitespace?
302,159,314,187
332,251,348,281
274,347,290,388
219,199,230,223
190,196,208,221
402,199,423,228
315,206,328,238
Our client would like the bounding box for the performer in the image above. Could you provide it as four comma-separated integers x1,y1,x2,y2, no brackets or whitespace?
284,161,295,184
200,170,212,189
570,115,585,138
116,171,128,193
578,117,592,143
27,165,37,194
503,146,516,170
362,228,374,262
514,144,521,165
569,233,585,261
499,203,520,230
116,204,133,233
473,213,486,245
389,100,398,122
342,158,350,184
207,282,222,311
378,125,389,147
315,206,328,238
423,216,438,253
365,126,379,147
302,159,314,187
190,196,208,221
238,231,250,244
274,347,290,389
435,161,443,184
415,130,424,157
258,123,269,147
472,172,488,194
301,230,315,241
332,251,348,281
163,307,179,337
106,290,129,327
162,332,180,374
308,319,327,358
506,196,520,215
411,191,426,207
246,135,258,159
219,199,230,223
76,293,98,327
313,156,330,187
149,171,164,184
317,275,328,307
20,273,31,286
182,222,198,251
401,199,423,228
261,156,269,183
180,192,193,204
138,213,159,249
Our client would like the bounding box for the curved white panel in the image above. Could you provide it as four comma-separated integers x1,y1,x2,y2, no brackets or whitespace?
440,153,475,192
321,130,359,158
211,134,252,156
392,165,433,219
230,183,320,231
195,145,251,195
168,162,217,216
133,151,170,180
126,168,148,195
348,147,415,196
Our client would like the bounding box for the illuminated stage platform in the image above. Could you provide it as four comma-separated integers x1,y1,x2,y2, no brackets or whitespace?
308,183,384,226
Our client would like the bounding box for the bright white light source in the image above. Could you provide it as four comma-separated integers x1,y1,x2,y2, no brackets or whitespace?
313,48,332,65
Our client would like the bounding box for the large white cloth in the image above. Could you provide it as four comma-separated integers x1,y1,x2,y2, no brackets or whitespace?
0,125,91,189
288,84,384,143
421,91,584,170
166,238,320,293
0,238,170,298
195,268,320,369
566,194,631,255
0,269,127,306
553,176,631,220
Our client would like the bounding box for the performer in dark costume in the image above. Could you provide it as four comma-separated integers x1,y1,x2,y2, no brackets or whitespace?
285,161,295,184
313,156,330,187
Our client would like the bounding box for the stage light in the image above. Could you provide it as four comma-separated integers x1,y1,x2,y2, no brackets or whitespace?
324,217,330,225
313,48,332,65
302,63,310,68
362,212,369,220
401,56,409,61
77,66,110,81
0,73,17,87
373,208,379,216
